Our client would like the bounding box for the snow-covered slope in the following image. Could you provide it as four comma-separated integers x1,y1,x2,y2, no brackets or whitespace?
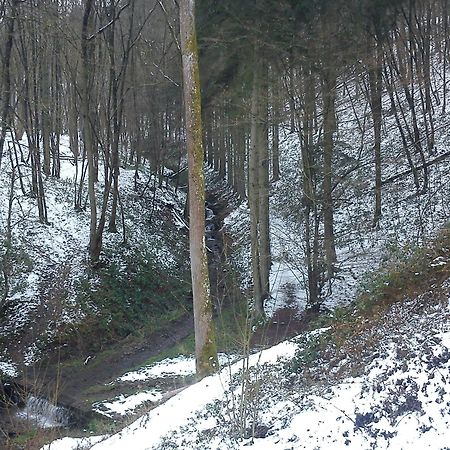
42,285,450,449
0,133,189,373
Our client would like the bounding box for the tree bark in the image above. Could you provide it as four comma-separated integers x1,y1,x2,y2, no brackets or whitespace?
81,0,101,262
249,43,270,317
0,0,19,169
179,0,218,378
321,63,337,280
368,34,383,228
271,74,280,182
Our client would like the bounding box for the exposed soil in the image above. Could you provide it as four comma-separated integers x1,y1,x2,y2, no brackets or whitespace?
0,186,318,449
23,312,195,412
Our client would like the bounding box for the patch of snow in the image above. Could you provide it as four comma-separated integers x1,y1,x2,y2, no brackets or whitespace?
117,356,195,382
40,436,107,450
93,390,163,418
117,353,239,383
0,360,18,377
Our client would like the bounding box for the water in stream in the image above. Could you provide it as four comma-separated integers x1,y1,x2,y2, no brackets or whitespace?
16,395,72,428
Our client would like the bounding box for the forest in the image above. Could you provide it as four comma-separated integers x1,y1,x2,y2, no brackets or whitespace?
0,0,450,448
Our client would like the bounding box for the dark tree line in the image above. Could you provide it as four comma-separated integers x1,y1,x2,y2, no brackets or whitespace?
196,0,450,309
0,0,449,328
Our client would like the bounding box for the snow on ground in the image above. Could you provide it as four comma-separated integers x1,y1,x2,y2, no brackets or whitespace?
117,355,197,382
116,353,238,383
93,390,164,418
44,339,298,450
41,436,106,450
0,133,90,364
0,360,17,377
90,353,241,419
41,294,450,449
0,132,188,370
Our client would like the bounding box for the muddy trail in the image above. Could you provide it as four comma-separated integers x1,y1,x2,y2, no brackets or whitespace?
0,188,239,448
1,185,316,449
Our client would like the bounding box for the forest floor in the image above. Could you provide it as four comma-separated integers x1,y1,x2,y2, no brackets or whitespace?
3,65,450,448
37,223,450,450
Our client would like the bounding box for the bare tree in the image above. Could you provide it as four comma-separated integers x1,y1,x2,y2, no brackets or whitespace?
0,0,19,169
179,0,218,377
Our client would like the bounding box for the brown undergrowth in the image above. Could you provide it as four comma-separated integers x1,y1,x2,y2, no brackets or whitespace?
291,224,450,385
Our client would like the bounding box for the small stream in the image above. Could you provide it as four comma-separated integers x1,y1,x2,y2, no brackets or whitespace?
16,396,72,428
1,379,75,437
205,191,238,315
206,199,222,313
205,200,223,266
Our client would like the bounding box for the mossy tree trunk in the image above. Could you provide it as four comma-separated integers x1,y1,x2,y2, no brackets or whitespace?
249,42,270,318
179,0,218,378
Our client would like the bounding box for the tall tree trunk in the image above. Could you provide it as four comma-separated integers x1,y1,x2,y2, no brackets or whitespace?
81,0,101,262
249,43,270,317
41,37,51,176
180,0,218,378
107,0,120,233
271,75,280,182
233,118,246,199
368,35,383,228
322,63,337,280
300,65,321,308
0,0,19,169
258,59,271,309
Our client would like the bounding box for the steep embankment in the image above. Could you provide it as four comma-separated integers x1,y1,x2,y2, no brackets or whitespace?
0,135,194,375
0,134,198,446
0,159,245,450
45,226,450,450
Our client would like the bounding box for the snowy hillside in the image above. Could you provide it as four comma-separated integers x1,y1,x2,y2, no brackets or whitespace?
42,285,450,449
3,2,450,449
31,56,450,450
0,133,190,374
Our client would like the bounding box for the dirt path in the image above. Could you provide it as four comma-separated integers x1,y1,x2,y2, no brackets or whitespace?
20,312,194,415
13,189,233,415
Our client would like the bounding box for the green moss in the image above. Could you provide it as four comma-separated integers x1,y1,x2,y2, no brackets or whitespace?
215,298,249,352
10,428,38,446
83,382,117,396
196,330,219,378
85,416,119,435
59,347,116,371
